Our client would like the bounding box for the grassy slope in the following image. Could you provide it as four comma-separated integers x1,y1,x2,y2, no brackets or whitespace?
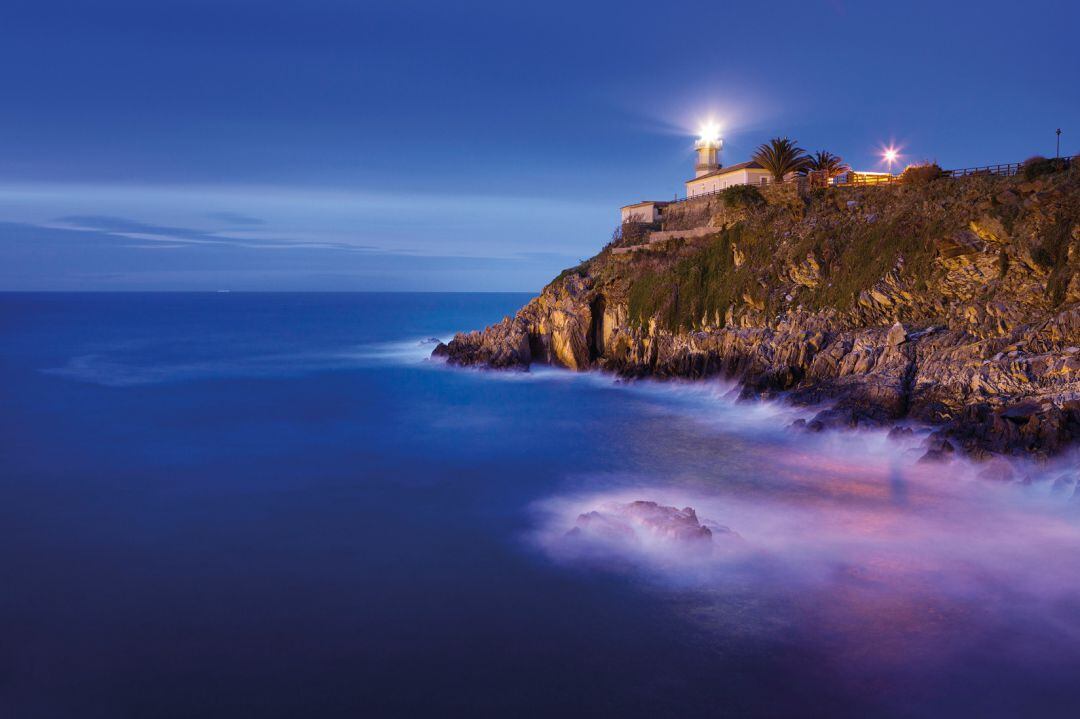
578,171,1078,334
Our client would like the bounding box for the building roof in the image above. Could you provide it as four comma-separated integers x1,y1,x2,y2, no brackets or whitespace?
620,200,672,210
686,160,766,184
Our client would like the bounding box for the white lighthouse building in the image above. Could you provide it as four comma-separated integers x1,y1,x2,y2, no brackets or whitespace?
693,126,722,177
684,123,771,198
620,125,773,221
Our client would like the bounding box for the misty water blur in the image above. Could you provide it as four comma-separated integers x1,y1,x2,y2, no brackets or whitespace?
4,293,1080,718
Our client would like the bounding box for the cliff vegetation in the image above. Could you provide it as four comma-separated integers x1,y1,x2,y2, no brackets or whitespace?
436,164,1080,461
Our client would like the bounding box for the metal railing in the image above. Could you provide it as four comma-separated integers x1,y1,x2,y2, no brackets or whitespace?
943,161,1025,178
835,173,897,186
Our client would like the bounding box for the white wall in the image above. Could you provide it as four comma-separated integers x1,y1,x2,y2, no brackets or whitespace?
685,169,775,197
620,203,661,223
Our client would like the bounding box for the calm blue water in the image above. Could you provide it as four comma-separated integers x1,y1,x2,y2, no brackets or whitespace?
3,293,1080,718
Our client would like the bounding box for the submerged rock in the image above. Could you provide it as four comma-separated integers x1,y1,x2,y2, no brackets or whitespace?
887,425,915,440
976,459,1016,482
1051,474,1078,496
919,436,956,463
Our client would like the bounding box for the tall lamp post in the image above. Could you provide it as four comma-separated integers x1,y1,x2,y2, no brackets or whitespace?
883,147,899,173
1056,128,1062,158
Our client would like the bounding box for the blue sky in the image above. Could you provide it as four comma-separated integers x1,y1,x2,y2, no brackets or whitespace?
2,0,1077,291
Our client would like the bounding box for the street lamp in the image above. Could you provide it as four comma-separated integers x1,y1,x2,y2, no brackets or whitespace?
883,146,899,172
1057,128,1062,158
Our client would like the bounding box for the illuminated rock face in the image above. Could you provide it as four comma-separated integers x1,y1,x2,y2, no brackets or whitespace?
569,501,732,547
436,171,1080,459
433,274,593,371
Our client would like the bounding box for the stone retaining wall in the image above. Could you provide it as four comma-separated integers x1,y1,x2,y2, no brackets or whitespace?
610,226,720,254
659,179,807,231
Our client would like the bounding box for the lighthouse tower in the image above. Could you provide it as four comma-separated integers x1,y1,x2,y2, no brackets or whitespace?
694,123,723,177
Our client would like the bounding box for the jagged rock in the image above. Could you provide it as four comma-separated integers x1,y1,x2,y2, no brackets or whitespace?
433,317,532,369
887,322,907,347
887,425,914,439
568,511,636,543
919,436,956,463
567,501,729,546
790,252,821,288
732,245,746,268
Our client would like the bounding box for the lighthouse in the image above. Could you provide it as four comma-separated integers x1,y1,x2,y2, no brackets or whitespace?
694,122,722,177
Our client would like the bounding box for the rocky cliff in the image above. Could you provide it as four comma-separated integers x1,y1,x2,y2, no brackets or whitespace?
435,168,1080,459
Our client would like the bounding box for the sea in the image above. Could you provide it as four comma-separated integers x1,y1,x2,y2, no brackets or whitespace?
3,292,1080,718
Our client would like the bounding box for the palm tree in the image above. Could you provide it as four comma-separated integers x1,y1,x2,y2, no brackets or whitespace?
805,151,849,179
752,137,810,183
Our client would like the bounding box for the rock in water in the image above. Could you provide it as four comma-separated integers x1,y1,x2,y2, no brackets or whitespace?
617,501,714,542
568,500,735,548
570,510,639,543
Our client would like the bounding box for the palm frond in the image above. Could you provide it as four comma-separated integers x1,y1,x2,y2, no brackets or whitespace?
752,137,810,182
806,150,850,177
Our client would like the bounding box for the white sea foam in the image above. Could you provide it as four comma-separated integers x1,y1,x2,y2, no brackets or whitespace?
530,436,1080,665
517,355,1080,650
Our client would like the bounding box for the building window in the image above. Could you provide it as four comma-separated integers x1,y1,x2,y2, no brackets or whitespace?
760,177,768,186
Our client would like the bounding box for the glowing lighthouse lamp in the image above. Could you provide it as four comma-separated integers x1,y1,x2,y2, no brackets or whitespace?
695,122,723,178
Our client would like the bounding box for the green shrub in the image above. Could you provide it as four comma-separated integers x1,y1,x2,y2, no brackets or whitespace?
900,163,944,185
1048,268,1071,306
809,212,943,310
1032,219,1070,269
619,222,652,247
627,228,748,331
1027,218,1073,305
1022,156,1068,180
994,198,1022,234
549,261,589,288
719,184,765,209
626,181,976,328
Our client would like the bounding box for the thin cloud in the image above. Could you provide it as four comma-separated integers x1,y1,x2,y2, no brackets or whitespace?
52,215,380,252
204,211,266,226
